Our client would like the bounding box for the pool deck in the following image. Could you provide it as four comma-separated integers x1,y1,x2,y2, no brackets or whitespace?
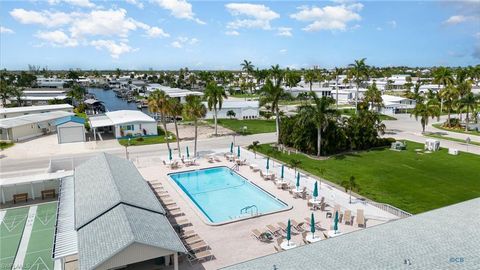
137,148,399,270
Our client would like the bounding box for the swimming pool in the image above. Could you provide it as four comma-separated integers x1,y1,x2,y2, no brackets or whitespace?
169,166,289,224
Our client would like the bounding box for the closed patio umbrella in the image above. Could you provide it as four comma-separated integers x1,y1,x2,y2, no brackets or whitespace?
333,210,339,233
286,219,292,245
296,173,300,190
168,148,172,161
237,146,240,157
266,157,270,174
281,164,284,179
310,213,316,238
230,142,234,153
313,181,318,200
186,146,190,158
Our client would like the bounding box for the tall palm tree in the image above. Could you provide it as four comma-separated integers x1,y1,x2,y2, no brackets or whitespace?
348,58,369,114
363,82,383,112
11,86,24,106
269,64,283,87
148,90,171,150
204,82,227,136
298,93,336,156
167,98,183,157
0,81,14,106
341,176,359,204
259,78,284,144
433,67,454,113
332,67,343,109
304,70,316,91
183,95,206,157
241,60,255,94
460,93,477,131
439,85,459,127
410,99,440,133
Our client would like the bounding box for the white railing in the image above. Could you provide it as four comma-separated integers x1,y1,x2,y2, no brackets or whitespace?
369,201,412,219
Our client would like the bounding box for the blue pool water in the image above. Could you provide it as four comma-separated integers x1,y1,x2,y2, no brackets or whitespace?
169,167,289,223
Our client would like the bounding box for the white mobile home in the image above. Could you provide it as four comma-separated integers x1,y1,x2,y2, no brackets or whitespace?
380,95,416,115
0,104,73,119
0,111,74,141
89,110,157,139
204,101,259,120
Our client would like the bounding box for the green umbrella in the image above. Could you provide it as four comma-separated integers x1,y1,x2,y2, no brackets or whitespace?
237,146,240,157
296,173,300,190
313,181,318,199
186,146,190,158
310,213,316,238
333,211,339,233
168,148,172,161
286,219,291,245
281,165,284,179
230,142,234,153
266,157,270,171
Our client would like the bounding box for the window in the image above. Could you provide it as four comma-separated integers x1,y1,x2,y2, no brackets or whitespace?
122,124,134,131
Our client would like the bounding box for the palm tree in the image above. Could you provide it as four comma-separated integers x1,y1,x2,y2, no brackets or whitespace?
348,58,369,114
439,85,459,127
148,90,171,150
241,60,255,94
433,67,454,113
410,99,441,133
0,81,14,106
204,82,227,136
304,70,316,91
298,93,336,156
167,98,183,157
460,93,477,131
11,86,24,106
183,95,206,157
247,141,260,159
289,158,301,176
332,67,343,109
341,176,359,204
259,78,284,144
363,82,383,112
66,84,86,106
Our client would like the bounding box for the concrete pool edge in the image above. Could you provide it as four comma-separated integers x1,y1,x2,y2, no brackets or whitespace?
167,166,293,226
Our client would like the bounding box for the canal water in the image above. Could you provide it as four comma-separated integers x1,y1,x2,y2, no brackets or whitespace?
87,88,139,112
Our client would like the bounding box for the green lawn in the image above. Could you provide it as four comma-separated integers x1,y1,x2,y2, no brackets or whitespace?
256,141,480,214
432,123,480,136
118,127,175,146
425,133,480,146
206,119,276,134
339,108,397,121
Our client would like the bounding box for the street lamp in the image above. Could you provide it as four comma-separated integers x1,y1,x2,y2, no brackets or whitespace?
125,137,131,160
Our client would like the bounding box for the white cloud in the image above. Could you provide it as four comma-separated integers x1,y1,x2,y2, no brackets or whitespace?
48,0,95,8
388,20,397,28
145,26,169,38
290,3,363,32
225,30,240,36
69,9,141,38
90,40,135,58
277,27,292,37
444,15,471,25
153,0,205,24
225,3,279,30
279,49,287,54
0,26,14,34
35,30,78,47
10,8,163,58
10,9,73,28
171,36,198,48
126,0,144,9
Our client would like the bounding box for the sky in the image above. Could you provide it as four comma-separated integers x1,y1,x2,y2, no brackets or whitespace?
0,0,479,70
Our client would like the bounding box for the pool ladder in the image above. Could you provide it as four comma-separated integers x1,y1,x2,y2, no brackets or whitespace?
231,163,239,171
240,205,258,216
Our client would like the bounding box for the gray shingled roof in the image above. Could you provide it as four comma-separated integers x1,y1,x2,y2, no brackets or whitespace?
222,198,480,270
78,204,187,270
74,153,165,229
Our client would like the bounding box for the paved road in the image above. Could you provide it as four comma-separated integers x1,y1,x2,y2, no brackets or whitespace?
0,132,277,175
2,114,479,175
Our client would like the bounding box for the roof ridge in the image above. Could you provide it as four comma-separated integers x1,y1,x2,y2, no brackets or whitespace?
102,153,123,205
